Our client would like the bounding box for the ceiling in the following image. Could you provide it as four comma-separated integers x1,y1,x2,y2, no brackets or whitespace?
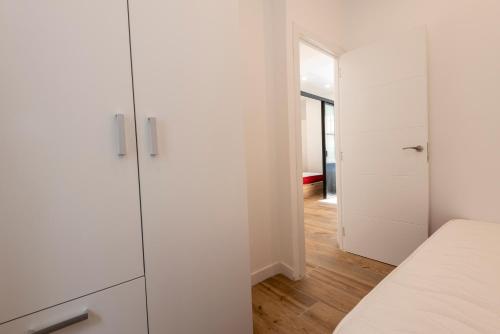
299,42,335,101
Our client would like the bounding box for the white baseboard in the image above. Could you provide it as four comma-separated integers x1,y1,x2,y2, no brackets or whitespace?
279,262,295,280
251,262,296,285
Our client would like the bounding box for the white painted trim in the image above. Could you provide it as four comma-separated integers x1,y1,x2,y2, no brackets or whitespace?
287,22,345,280
251,263,281,286
278,262,296,281
250,262,296,286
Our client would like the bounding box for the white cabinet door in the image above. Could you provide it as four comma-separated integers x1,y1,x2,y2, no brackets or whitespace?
0,278,147,334
0,0,144,324
128,1,253,333
339,28,429,265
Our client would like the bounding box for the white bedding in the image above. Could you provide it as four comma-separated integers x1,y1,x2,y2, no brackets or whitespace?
334,219,500,334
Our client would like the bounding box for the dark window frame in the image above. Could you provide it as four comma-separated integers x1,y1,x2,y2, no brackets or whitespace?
301,91,334,199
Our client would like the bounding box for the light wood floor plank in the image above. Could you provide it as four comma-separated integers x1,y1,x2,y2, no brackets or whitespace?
252,194,395,333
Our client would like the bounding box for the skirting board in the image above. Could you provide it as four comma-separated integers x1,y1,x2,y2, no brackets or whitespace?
251,262,295,286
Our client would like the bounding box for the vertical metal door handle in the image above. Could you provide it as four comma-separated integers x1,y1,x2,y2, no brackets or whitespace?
148,117,158,156
115,113,127,156
28,310,89,334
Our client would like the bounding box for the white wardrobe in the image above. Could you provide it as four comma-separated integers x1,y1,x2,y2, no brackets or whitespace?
0,0,252,333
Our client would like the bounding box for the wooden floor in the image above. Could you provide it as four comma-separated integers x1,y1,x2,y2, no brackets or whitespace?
252,194,395,334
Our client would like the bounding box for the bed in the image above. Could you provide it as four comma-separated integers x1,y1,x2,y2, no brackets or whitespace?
334,219,500,334
303,172,323,184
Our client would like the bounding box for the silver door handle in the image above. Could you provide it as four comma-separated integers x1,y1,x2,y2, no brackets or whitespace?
115,113,127,156
402,145,424,152
29,310,89,334
147,117,158,156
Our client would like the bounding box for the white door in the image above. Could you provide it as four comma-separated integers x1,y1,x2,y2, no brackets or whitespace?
128,1,253,333
339,28,429,265
0,0,144,323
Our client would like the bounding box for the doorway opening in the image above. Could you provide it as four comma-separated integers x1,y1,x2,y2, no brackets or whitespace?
299,41,339,268
252,33,403,334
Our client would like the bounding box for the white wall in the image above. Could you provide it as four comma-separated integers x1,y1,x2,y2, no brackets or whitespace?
341,0,500,232
240,0,344,282
239,0,281,276
279,0,344,273
243,0,500,283
302,98,323,173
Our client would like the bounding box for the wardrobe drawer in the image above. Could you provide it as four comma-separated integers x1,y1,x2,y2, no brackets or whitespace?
0,278,147,334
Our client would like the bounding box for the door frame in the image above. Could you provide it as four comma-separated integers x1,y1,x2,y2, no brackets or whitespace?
288,23,344,279
300,91,334,199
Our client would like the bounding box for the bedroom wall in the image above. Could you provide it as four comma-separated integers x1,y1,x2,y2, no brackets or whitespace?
240,0,344,282
265,0,345,276
340,0,500,232
239,0,280,278
281,0,344,273
243,0,500,283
